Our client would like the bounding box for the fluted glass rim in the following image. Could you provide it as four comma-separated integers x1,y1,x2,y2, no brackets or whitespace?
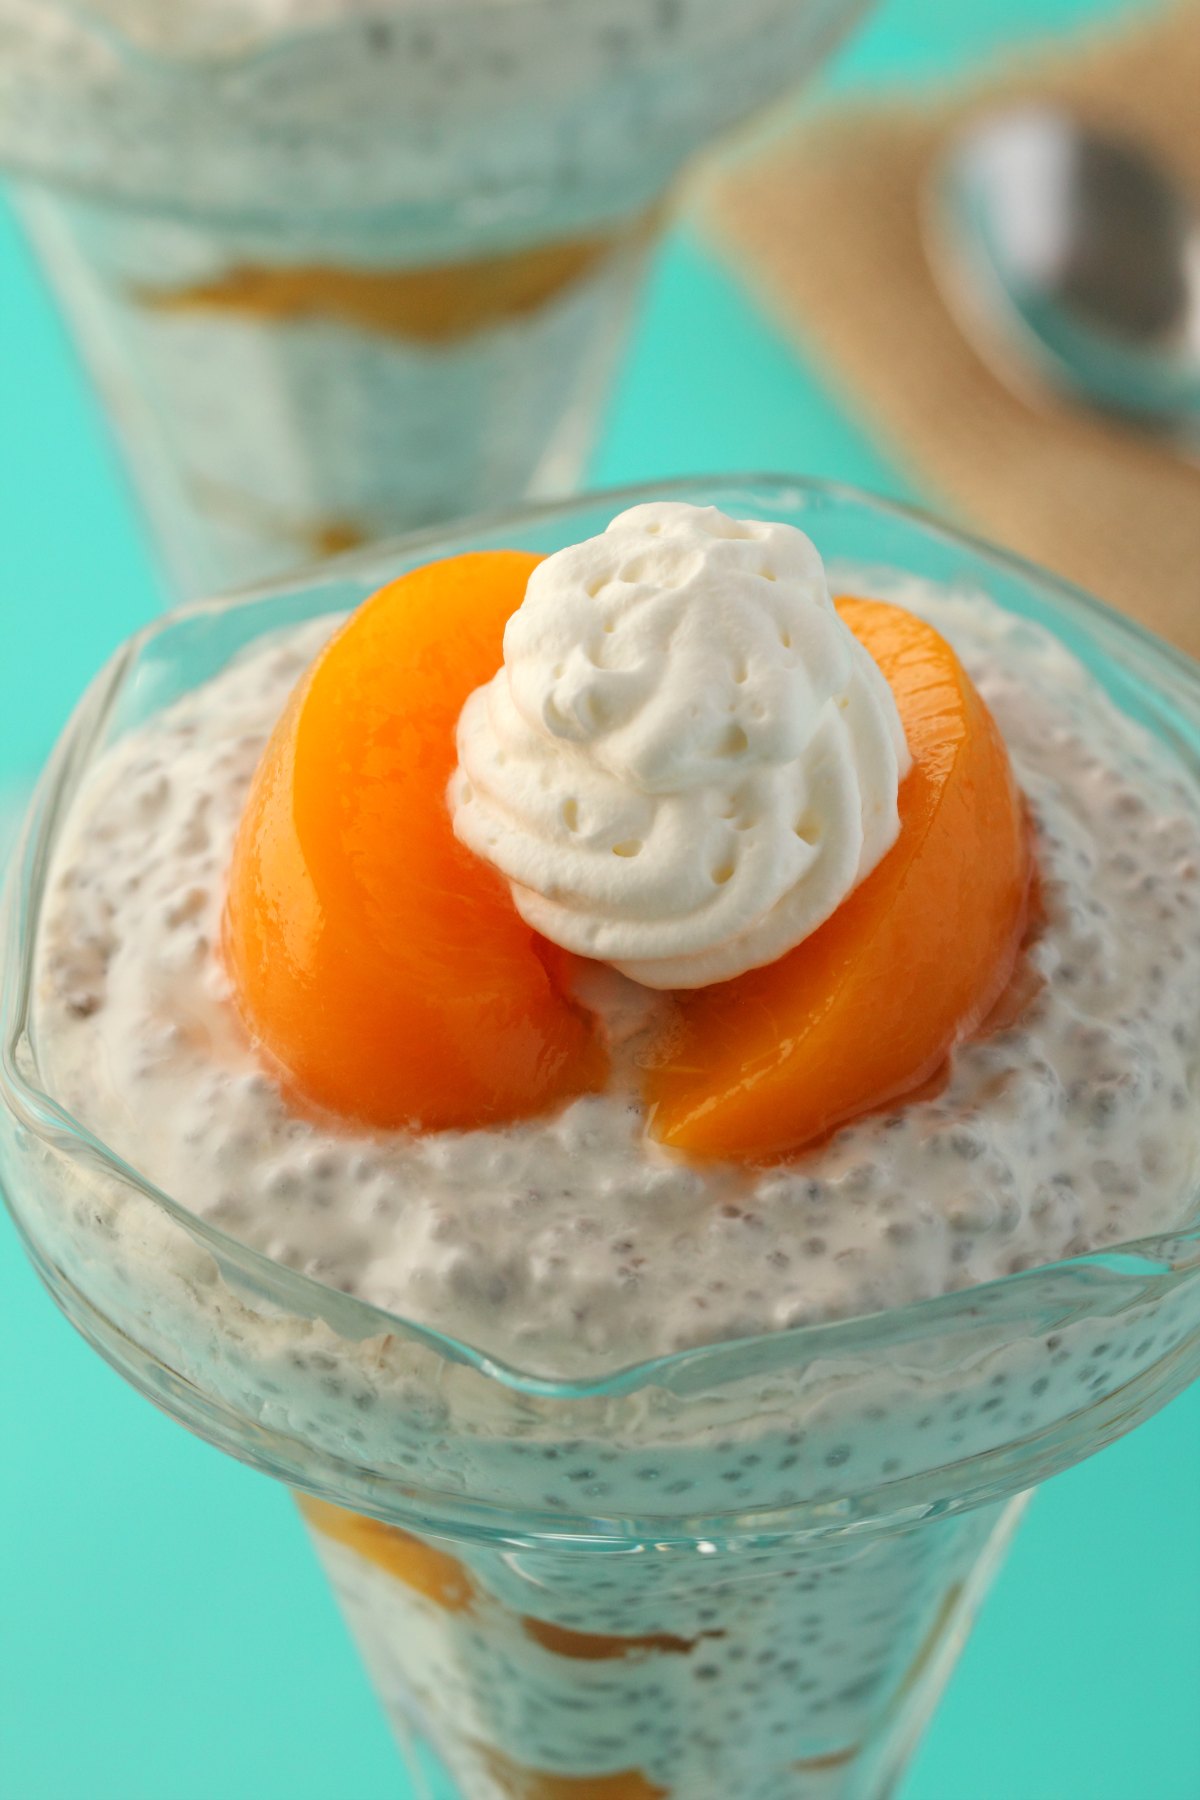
4,470,1200,1412
30,0,873,75
27,0,551,71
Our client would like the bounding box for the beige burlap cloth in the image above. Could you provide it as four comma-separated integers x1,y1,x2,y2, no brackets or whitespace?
704,2,1200,656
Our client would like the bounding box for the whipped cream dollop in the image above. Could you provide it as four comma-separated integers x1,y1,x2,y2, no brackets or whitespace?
450,502,911,989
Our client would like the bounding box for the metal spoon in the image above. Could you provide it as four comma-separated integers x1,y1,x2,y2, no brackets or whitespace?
924,105,1200,441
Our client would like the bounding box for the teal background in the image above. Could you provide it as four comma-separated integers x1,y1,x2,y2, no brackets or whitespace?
1,2,1198,1797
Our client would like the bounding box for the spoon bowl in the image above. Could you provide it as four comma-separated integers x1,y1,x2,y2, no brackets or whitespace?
925,104,1200,438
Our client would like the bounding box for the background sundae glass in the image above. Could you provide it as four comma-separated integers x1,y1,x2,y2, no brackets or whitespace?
0,0,869,596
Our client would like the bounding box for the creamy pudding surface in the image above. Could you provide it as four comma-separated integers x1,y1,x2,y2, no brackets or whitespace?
33,562,1200,1381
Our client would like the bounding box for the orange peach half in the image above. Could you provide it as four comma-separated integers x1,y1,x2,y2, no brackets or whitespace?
223,552,606,1132
644,597,1033,1160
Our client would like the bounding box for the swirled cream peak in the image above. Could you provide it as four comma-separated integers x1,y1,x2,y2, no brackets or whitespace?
449,502,911,988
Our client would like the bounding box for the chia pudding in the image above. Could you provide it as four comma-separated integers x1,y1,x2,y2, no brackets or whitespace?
22,518,1200,1797
0,0,861,592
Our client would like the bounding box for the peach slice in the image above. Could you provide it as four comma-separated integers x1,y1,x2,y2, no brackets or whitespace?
297,1498,475,1611
223,552,606,1131
645,597,1033,1161
521,1616,705,1662
479,1748,667,1800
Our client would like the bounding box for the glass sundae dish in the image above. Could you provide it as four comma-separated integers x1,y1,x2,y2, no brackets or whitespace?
3,477,1199,1799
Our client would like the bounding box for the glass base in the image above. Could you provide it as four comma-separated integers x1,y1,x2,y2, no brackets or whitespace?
301,1492,1028,1800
